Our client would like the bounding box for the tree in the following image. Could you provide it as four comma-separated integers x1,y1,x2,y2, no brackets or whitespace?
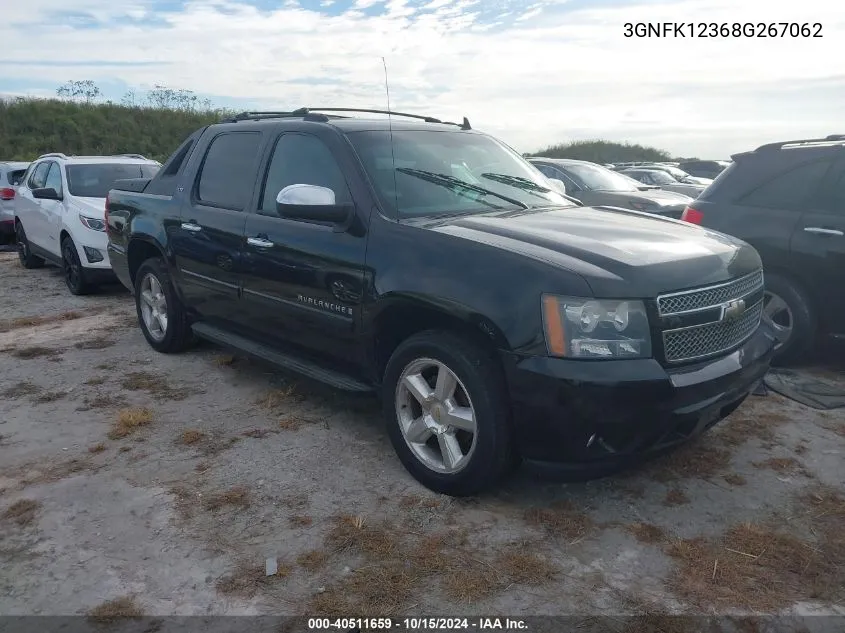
533,139,671,164
56,80,101,104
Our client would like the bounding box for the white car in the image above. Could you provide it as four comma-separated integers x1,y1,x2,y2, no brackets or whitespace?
1,161,30,243
620,168,707,198
14,153,160,294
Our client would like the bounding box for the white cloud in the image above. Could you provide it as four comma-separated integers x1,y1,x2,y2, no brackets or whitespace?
1,0,843,157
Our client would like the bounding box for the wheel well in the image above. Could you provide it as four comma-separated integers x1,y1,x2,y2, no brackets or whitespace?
59,229,70,246
373,303,502,381
128,240,164,284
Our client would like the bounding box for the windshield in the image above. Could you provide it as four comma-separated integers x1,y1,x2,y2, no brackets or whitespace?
66,163,160,198
645,170,677,185
345,130,572,218
559,162,641,192
662,166,692,180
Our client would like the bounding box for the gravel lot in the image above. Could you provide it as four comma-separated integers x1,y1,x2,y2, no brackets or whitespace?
1,249,844,621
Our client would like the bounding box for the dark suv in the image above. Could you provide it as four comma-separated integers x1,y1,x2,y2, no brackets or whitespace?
681,135,845,363
678,160,731,180
105,108,775,495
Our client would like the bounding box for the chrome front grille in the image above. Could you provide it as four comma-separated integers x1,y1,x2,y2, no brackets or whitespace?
663,299,764,363
658,270,764,316
657,270,765,364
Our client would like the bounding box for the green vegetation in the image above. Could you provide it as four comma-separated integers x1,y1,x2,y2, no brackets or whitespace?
531,139,674,164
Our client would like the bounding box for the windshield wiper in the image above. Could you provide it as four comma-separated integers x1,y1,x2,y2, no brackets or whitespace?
480,172,552,193
396,168,529,210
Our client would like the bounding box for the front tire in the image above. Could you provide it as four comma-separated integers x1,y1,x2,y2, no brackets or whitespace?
16,222,44,269
382,331,514,496
762,272,815,365
62,236,91,295
134,257,193,353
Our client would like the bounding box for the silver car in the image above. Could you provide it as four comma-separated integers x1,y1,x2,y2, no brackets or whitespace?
0,161,30,243
620,168,707,198
529,158,692,218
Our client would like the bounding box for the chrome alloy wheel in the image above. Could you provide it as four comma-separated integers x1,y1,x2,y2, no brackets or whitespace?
395,358,478,474
139,272,168,342
763,290,793,348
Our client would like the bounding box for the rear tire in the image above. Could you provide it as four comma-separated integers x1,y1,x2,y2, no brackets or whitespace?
134,257,193,354
763,272,815,366
62,236,91,295
382,330,514,496
16,222,44,269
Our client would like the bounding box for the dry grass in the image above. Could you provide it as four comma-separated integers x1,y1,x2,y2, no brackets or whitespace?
663,488,690,507
495,549,557,585
627,522,668,545
258,385,300,411
84,376,108,386
399,494,443,510
74,337,116,350
82,393,125,410
311,564,416,617
11,345,61,359
121,371,192,401
2,499,41,526
282,493,310,509
289,515,313,528
753,457,809,476
325,514,399,557
643,443,733,482
204,486,251,511
1,381,41,398
107,407,153,440
88,443,106,454
242,428,274,439
179,429,205,445
723,473,748,486
87,596,143,622
216,562,292,598
195,462,210,473
523,500,593,541
119,446,132,453
32,390,66,403
715,409,791,447
297,549,328,571
0,310,83,333
214,354,237,367
278,414,320,431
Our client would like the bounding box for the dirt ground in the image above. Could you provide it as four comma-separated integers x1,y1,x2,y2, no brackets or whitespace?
1,249,844,621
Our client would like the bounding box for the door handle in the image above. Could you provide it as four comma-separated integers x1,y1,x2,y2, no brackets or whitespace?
247,236,274,248
181,222,202,232
803,227,844,236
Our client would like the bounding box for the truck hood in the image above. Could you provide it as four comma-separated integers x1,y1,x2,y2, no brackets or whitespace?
431,205,761,298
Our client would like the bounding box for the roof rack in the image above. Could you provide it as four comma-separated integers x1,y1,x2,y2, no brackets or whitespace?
223,107,472,130
755,134,845,152
117,153,149,160
36,152,69,160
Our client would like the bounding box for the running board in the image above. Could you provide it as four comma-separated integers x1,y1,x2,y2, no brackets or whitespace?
191,322,373,393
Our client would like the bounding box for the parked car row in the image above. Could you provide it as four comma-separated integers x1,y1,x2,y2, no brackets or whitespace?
7,113,839,495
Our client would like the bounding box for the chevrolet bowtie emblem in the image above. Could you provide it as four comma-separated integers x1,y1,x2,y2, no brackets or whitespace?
721,298,746,321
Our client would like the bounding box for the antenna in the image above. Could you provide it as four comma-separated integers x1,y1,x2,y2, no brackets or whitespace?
382,56,400,215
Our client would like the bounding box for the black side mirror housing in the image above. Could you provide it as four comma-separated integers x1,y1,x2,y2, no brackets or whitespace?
32,187,62,201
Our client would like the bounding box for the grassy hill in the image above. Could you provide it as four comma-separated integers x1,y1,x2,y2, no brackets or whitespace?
0,97,226,163
531,139,674,164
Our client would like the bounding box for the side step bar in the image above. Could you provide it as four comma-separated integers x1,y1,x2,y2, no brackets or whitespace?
191,322,373,393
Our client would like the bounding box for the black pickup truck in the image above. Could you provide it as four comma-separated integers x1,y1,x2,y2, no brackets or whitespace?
106,108,777,496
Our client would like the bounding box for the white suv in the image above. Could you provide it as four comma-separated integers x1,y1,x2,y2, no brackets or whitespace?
15,153,160,294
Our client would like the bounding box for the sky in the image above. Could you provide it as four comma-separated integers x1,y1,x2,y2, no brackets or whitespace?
0,0,843,158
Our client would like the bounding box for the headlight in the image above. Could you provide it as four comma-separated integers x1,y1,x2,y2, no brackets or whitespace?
79,215,105,231
541,295,652,359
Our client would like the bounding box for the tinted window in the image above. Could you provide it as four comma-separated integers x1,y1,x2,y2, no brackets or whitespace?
66,163,159,198
260,134,351,215
28,162,49,189
646,171,676,185
559,163,640,192
739,159,834,210
8,169,27,186
44,163,63,195
197,133,262,210
348,131,571,218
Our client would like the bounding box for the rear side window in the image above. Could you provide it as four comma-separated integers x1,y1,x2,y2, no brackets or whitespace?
196,132,262,211
28,162,49,189
737,158,834,210
8,169,27,185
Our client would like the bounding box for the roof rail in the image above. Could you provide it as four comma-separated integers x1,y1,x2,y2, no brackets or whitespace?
755,134,845,152
223,107,472,130
36,152,68,160
117,153,149,160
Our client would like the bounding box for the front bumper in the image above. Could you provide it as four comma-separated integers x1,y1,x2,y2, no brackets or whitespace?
502,321,777,468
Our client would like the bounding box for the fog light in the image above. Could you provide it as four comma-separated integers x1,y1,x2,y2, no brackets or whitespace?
83,246,104,263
